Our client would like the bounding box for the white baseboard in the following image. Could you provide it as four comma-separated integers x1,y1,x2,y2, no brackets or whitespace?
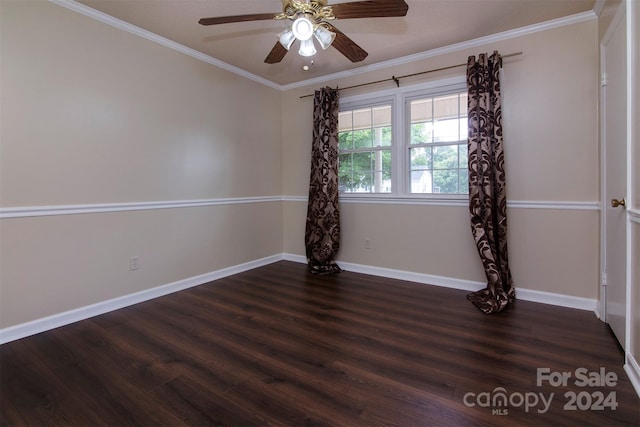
0,254,283,344
514,288,597,311
625,353,640,398
0,252,598,345
283,253,598,312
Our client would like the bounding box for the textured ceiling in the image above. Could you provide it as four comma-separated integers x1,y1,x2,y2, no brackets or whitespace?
74,0,596,86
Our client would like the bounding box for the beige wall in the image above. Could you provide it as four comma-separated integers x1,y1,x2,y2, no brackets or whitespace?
0,204,283,327
283,19,601,299
1,1,282,205
0,1,283,328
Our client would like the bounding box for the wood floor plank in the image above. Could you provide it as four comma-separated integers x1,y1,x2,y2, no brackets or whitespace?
145,297,368,414
189,275,542,394
1,261,638,426
56,320,179,392
151,375,267,426
0,340,104,426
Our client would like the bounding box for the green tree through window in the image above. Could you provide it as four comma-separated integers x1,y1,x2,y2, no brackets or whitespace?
338,106,392,193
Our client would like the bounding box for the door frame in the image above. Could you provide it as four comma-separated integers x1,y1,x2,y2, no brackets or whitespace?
598,0,640,399
598,1,628,345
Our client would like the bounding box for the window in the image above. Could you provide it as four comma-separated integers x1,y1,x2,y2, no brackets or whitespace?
408,92,468,194
338,104,392,193
337,77,468,198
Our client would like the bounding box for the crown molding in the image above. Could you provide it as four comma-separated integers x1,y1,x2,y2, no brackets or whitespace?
49,0,596,92
592,0,607,17
47,0,281,90
281,10,597,91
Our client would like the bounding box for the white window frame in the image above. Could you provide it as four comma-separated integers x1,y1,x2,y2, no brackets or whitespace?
338,96,396,194
338,75,468,204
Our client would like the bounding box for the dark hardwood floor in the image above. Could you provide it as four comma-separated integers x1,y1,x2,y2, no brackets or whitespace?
1,261,638,426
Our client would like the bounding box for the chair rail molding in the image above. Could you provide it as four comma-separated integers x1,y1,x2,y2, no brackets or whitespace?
0,196,282,219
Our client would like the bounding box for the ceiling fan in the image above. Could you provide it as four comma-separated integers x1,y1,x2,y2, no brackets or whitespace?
198,0,409,64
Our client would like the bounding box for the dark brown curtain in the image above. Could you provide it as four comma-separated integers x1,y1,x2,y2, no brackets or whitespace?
466,52,515,314
305,87,342,275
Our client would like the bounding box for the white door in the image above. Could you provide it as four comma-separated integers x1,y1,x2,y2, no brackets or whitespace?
602,9,627,348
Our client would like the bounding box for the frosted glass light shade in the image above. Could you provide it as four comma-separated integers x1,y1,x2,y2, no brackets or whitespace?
314,26,335,50
291,16,314,41
298,38,317,57
278,28,296,50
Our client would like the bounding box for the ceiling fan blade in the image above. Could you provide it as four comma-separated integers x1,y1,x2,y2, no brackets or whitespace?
327,25,368,62
265,42,289,64
330,0,409,19
199,13,277,26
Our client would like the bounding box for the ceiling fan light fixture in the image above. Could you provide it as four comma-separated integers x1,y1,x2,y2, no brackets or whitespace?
298,38,317,57
314,25,335,50
200,0,409,65
277,28,296,50
291,15,314,41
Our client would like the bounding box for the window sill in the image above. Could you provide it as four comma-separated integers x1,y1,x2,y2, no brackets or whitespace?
338,194,468,207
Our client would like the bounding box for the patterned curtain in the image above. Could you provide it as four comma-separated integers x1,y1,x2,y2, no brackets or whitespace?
305,87,342,275
466,52,515,314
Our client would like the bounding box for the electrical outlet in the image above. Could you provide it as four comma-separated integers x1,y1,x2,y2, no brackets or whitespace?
364,239,371,250
130,256,140,271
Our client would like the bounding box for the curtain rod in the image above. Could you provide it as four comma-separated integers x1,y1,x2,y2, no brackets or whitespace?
299,51,523,99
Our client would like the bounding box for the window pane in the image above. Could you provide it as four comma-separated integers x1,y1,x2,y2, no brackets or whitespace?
373,149,392,193
372,105,392,128
407,91,468,195
434,94,461,142
433,169,459,194
460,93,468,114
352,108,372,130
433,145,458,169
459,93,468,139
410,99,432,122
459,169,469,193
339,131,352,150
411,122,433,144
458,143,468,168
353,129,373,149
338,111,353,133
378,126,392,147
382,149,392,192
433,94,459,120
410,146,432,169
434,118,461,142
459,118,468,141
411,170,432,193
338,153,353,192
352,152,373,192
338,102,393,194
371,127,387,147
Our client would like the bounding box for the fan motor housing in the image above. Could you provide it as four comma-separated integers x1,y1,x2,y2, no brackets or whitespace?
277,0,336,23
